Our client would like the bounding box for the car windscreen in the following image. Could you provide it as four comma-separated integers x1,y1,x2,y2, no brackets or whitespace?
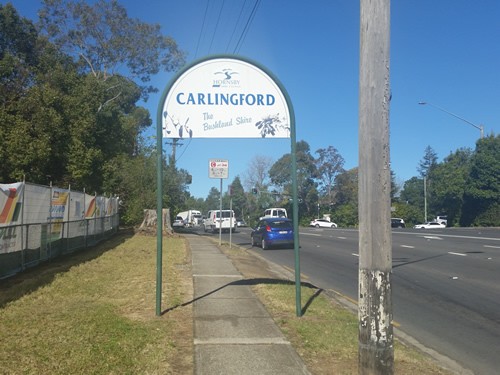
215,211,233,218
269,220,292,228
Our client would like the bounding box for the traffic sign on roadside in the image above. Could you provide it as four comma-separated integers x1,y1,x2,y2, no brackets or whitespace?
209,159,229,179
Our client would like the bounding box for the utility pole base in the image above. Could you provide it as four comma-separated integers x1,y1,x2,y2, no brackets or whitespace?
359,268,394,374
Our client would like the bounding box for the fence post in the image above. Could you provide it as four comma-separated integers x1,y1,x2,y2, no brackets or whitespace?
21,177,26,270
83,188,87,248
66,184,71,252
49,181,53,258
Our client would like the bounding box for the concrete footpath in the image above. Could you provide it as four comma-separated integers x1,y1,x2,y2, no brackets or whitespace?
185,234,310,375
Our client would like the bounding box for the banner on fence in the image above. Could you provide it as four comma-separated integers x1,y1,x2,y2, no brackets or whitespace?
0,182,24,225
1,181,119,255
0,183,24,253
50,189,69,240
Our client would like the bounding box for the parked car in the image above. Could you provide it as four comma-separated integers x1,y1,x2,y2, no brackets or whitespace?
391,218,405,228
236,218,247,227
251,218,294,250
309,219,337,228
172,216,185,228
414,222,446,229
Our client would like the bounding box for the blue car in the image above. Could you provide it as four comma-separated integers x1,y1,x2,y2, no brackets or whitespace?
251,218,294,250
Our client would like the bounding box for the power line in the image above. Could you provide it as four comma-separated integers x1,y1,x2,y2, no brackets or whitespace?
194,0,211,59
226,0,248,53
208,0,226,54
175,137,192,163
233,0,261,54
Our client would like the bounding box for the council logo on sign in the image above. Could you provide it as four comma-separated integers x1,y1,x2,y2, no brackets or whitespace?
212,69,240,88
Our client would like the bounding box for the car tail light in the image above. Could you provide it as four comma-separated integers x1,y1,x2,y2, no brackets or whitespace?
266,225,271,232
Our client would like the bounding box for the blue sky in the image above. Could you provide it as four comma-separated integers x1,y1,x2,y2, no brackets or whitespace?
8,0,500,199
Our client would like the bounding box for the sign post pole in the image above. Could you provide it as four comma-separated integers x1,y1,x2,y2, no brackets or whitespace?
155,103,163,317
219,178,223,246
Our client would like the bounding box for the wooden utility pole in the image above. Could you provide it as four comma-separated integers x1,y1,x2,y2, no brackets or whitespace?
166,138,183,168
358,0,393,373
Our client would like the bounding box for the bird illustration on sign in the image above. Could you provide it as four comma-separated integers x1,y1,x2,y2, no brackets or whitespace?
163,111,193,138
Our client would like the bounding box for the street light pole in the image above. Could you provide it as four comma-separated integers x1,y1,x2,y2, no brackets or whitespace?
418,101,484,139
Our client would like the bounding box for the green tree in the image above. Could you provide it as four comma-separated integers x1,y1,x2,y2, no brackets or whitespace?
0,4,83,184
0,2,190,226
315,146,345,203
428,148,472,226
205,187,221,213
269,140,318,218
102,151,156,225
391,201,422,227
38,0,185,103
418,145,438,178
227,176,246,218
390,169,399,201
331,167,358,226
400,177,424,206
0,4,39,105
332,167,358,206
462,135,500,226
399,177,425,221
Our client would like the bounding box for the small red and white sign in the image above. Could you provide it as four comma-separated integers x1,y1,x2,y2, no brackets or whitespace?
209,159,229,179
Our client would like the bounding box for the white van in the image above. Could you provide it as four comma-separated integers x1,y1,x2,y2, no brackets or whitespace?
260,208,287,220
436,215,448,226
204,210,237,233
176,210,203,227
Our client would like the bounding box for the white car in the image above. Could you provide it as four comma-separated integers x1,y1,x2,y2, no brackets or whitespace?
172,216,185,228
413,222,446,229
310,219,338,228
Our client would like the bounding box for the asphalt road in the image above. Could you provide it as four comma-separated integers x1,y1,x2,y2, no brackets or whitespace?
204,225,500,375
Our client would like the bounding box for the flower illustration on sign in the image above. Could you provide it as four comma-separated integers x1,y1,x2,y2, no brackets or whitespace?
255,114,289,138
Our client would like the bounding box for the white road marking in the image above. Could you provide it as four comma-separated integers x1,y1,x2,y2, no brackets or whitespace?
448,252,467,256
401,245,415,248
484,245,500,249
422,236,443,240
300,232,322,237
352,253,359,257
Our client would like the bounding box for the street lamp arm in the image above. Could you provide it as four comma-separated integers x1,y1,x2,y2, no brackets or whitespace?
419,101,484,138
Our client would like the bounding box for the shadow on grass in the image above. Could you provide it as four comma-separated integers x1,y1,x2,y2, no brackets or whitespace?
163,277,323,317
0,229,134,308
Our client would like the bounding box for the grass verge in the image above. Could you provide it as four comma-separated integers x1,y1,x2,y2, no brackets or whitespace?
0,232,193,375
218,242,454,375
0,231,456,374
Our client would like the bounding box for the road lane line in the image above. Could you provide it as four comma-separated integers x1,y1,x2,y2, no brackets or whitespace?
394,231,500,242
448,252,467,256
352,253,359,257
401,245,415,248
422,236,443,240
484,245,500,249
300,232,322,237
